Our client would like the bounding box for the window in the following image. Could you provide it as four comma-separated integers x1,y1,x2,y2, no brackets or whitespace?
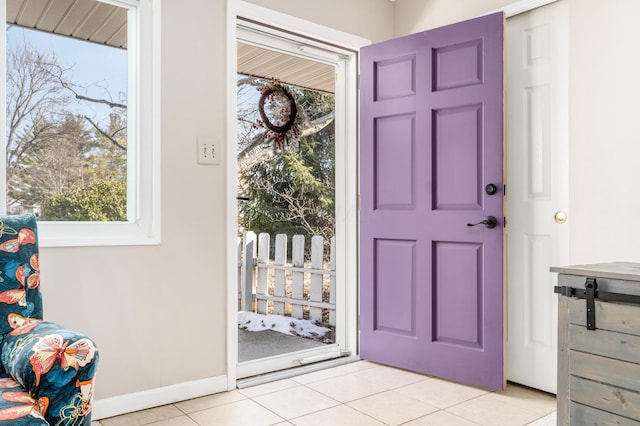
2,0,160,246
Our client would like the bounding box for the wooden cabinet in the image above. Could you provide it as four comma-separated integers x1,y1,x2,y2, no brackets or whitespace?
552,262,640,425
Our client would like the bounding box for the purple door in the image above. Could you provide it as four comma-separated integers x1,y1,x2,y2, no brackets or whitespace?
359,12,505,390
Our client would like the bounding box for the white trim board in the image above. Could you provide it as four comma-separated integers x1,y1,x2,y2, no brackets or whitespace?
92,375,228,420
226,0,240,392
490,0,559,17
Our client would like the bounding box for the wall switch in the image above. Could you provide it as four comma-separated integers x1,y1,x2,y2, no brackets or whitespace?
197,136,220,165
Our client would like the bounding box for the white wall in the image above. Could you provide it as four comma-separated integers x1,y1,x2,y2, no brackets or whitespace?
393,0,513,37
41,0,229,402
245,0,394,43
393,0,640,265
568,0,640,263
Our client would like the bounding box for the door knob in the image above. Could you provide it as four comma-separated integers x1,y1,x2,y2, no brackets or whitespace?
467,216,498,229
554,211,567,224
485,184,498,195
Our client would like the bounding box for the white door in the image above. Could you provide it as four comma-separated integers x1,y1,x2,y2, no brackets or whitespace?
506,0,569,394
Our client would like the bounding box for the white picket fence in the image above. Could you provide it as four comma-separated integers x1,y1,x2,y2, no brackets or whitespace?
237,231,336,326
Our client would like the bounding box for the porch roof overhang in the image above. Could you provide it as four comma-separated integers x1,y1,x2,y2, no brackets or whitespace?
7,0,335,93
237,42,335,93
7,0,129,49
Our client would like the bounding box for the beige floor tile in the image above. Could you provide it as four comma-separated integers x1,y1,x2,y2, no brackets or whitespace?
290,404,385,426
527,412,557,426
347,389,439,425
404,410,481,425
188,399,283,426
290,368,345,385
291,360,378,385
351,365,428,390
96,363,557,426
146,416,199,425
490,384,557,415
306,373,386,403
445,392,549,426
238,379,300,398
396,377,490,409
252,385,340,419
328,360,379,375
174,390,246,414
100,405,185,426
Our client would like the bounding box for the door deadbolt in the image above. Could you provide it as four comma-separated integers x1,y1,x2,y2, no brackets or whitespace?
485,184,498,195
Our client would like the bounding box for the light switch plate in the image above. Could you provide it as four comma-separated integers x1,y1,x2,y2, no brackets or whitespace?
197,136,220,165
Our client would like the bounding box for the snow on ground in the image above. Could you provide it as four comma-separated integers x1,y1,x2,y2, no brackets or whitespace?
238,311,332,342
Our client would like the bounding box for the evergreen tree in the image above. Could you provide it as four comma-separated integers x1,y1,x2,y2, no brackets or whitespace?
238,94,336,243
6,35,128,219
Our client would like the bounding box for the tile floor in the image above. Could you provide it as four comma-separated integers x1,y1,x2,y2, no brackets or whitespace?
95,361,557,426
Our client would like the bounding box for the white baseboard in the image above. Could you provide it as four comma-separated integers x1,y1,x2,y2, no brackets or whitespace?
92,374,229,420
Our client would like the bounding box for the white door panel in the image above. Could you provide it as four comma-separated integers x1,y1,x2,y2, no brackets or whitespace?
506,0,568,394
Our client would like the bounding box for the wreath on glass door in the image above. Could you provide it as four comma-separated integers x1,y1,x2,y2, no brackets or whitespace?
255,79,302,151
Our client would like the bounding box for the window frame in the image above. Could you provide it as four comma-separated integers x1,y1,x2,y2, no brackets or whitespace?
0,0,161,247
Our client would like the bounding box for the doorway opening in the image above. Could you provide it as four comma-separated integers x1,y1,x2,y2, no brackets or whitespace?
233,20,359,380
236,48,336,361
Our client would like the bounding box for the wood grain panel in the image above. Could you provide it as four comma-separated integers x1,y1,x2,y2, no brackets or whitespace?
569,350,640,393
570,376,640,420
568,297,640,334
570,402,640,426
569,324,640,365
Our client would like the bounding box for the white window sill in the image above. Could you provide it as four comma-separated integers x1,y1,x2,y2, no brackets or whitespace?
39,221,160,247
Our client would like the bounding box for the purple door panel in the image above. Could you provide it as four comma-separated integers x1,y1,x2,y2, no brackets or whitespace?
360,12,505,390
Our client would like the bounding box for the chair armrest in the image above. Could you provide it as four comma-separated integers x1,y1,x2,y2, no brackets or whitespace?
0,321,98,425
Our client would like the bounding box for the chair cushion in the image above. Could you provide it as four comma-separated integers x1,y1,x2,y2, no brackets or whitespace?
0,321,97,425
0,213,43,336
0,377,48,424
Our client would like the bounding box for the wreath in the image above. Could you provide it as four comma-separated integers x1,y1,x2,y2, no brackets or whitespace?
255,79,303,151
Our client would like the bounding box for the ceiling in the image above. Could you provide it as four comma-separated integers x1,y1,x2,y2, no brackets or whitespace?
7,0,336,93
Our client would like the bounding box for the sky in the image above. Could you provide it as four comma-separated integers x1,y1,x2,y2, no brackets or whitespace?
6,25,128,125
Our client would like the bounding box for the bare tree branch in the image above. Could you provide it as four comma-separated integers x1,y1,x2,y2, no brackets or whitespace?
74,93,126,109
83,115,126,151
237,112,334,163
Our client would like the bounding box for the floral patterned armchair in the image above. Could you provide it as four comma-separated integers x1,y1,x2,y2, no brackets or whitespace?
0,213,98,425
